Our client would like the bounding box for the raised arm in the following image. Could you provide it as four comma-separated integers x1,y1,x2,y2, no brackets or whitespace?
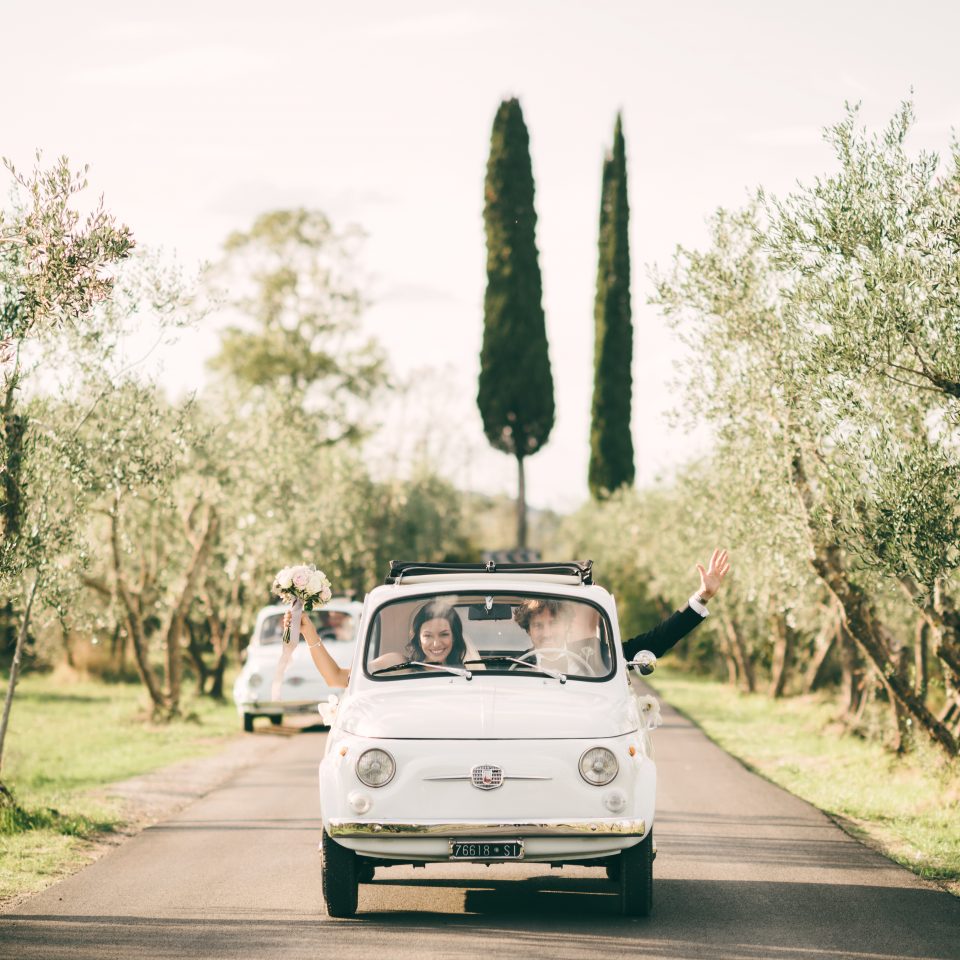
284,610,351,687
623,548,730,660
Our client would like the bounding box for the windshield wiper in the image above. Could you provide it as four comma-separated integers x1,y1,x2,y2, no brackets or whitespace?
371,660,472,680
462,656,566,683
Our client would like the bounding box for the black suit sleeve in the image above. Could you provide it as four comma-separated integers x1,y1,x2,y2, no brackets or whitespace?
622,605,706,661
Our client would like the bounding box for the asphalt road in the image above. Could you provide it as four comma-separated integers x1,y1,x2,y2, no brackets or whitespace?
2,700,958,960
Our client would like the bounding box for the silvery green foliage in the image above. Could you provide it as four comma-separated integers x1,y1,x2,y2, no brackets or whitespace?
205,209,386,446
654,105,960,604
0,154,133,351
0,156,135,592
582,104,960,746
762,103,960,596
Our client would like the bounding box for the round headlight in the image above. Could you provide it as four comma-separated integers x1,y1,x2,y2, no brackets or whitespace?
579,746,618,786
247,672,262,689
356,748,396,788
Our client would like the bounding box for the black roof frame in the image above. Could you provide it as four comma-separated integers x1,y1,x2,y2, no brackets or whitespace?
385,560,594,586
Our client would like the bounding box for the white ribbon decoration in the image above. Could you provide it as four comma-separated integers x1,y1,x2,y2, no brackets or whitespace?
636,694,663,731
271,597,303,702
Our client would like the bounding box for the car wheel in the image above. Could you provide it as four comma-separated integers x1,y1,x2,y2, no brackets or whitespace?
269,715,282,726
357,861,375,883
605,857,621,881
620,831,653,917
243,713,255,733
321,828,358,917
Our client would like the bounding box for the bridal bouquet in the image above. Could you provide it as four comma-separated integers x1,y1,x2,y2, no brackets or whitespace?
271,563,332,702
272,564,333,644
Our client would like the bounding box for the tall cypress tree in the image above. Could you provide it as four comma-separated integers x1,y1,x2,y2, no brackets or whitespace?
589,113,635,498
478,98,554,549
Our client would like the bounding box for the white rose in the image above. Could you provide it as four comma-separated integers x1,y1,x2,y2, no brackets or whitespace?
307,571,325,595
275,567,294,590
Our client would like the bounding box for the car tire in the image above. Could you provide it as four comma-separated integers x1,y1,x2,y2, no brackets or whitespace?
357,861,375,883
243,713,255,733
321,828,358,917
605,857,621,881
269,715,282,726
620,831,653,917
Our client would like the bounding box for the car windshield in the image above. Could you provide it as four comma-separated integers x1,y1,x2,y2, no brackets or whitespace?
259,610,356,646
364,593,613,680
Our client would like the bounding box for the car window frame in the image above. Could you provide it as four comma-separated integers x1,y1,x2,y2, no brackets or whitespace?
361,589,618,683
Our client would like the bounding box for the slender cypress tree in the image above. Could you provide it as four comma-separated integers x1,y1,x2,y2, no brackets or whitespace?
589,113,635,498
478,98,554,549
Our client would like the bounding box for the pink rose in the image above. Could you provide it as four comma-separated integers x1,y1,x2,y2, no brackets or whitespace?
293,571,310,589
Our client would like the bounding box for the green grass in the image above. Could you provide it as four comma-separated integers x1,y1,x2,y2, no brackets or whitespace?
651,666,960,896
0,669,240,902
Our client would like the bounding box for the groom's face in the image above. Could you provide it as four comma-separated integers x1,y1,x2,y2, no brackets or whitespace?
528,609,561,648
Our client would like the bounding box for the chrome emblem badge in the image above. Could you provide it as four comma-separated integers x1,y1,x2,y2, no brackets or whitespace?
470,764,504,790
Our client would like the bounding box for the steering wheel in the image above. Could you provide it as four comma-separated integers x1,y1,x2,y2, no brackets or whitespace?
516,647,593,674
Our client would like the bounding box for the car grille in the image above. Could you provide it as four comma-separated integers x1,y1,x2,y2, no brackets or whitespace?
471,765,503,790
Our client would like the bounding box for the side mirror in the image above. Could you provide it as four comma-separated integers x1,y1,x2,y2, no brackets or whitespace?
628,650,657,676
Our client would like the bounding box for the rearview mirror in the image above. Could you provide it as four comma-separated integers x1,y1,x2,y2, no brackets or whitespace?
467,603,513,620
627,650,657,676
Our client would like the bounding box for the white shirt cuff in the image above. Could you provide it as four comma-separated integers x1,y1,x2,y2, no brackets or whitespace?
688,593,709,618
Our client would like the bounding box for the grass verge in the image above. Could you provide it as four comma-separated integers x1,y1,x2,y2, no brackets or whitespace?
651,666,960,897
0,669,239,903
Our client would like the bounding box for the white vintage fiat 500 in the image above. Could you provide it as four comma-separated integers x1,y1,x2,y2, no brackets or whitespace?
318,561,660,917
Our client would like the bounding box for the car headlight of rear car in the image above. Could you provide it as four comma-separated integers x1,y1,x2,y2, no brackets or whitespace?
356,748,396,787
247,672,263,688
579,746,618,786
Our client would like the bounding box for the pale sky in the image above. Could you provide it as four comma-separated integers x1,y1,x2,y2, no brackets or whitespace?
3,1,959,511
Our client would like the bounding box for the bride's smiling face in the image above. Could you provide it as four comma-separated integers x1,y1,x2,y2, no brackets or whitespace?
418,617,454,662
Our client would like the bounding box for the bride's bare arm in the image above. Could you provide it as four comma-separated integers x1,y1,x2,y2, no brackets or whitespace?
285,611,351,687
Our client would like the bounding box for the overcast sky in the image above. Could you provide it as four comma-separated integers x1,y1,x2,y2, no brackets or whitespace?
3,1,959,511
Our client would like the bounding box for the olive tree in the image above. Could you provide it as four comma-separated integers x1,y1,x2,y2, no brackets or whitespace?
0,156,133,776
650,106,960,753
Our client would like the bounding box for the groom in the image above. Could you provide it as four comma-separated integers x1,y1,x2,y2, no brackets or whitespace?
622,548,730,661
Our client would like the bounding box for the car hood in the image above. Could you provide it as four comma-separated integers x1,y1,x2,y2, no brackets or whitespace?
337,678,638,739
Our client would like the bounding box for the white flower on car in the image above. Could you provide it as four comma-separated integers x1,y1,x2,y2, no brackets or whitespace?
636,694,662,730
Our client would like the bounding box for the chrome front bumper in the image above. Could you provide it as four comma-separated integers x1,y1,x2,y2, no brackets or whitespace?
326,817,645,838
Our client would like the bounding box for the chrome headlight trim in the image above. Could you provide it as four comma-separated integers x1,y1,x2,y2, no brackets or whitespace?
578,746,619,786
356,748,396,788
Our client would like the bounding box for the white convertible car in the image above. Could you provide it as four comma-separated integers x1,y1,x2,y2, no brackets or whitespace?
318,561,661,917
233,598,362,732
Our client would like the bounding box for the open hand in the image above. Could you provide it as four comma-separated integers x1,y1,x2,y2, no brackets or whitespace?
696,548,730,601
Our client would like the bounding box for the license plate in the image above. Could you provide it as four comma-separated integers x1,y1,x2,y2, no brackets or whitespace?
449,840,524,860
